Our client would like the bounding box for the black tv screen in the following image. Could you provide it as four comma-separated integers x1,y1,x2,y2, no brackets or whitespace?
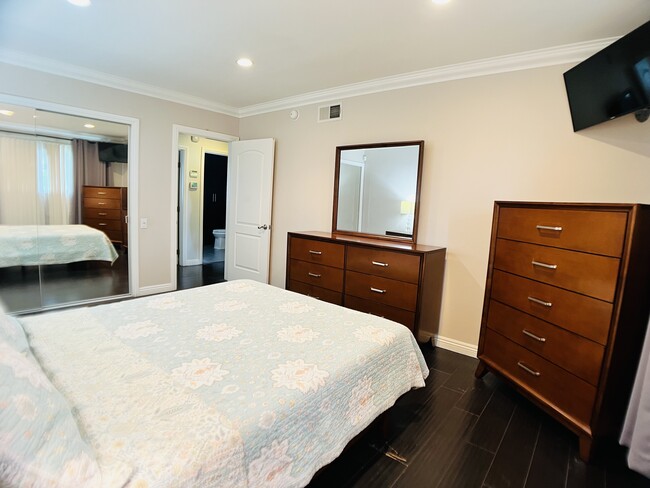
564,20,650,132
98,142,128,163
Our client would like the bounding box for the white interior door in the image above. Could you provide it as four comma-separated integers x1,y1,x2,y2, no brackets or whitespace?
225,138,275,282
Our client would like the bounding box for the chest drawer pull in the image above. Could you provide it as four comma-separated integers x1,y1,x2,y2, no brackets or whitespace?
98,212,107,216
371,261,389,267
522,329,547,342
98,223,107,226
517,361,541,377
98,202,106,205
532,260,558,270
370,287,387,294
307,272,321,278
308,250,322,255
536,225,563,232
528,296,552,307
97,191,107,195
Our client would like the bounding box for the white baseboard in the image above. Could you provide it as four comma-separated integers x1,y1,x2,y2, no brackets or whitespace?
137,283,175,297
420,331,478,358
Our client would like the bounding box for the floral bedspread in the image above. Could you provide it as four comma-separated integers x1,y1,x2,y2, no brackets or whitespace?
20,280,429,487
0,225,118,267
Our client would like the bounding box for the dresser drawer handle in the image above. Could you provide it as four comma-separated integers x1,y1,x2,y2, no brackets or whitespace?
370,287,387,294
307,272,321,278
97,191,107,195
536,225,563,232
522,329,547,343
98,202,106,205
532,260,558,270
527,296,552,307
98,212,108,216
98,223,107,226
308,250,322,255
517,361,541,377
371,261,389,267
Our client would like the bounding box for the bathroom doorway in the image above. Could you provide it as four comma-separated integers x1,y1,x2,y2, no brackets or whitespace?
202,152,227,265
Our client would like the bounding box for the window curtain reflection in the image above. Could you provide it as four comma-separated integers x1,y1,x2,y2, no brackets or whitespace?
0,133,38,225
36,139,74,224
71,139,105,222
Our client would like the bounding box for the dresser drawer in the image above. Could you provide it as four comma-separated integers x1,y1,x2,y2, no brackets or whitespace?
497,207,627,257
345,270,418,311
287,280,343,306
83,208,122,220
289,259,343,292
487,300,604,385
84,219,123,232
84,197,122,210
83,186,123,200
494,239,620,302
481,329,597,429
491,270,612,344
346,246,420,283
345,295,415,330
100,229,123,242
289,237,345,268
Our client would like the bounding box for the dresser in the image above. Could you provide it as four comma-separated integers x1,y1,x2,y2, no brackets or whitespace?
286,231,446,340
82,186,128,246
476,202,650,461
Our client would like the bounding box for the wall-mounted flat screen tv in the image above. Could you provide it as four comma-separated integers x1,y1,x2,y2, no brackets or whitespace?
98,142,128,163
564,20,650,132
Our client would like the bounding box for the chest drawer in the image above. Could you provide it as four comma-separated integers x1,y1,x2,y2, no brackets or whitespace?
494,239,620,302
487,300,604,385
345,295,415,330
491,270,612,345
83,186,123,200
287,280,342,306
84,219,123,232
346,246,420,283
345,270,418,311
289,237,345,268
83,208,122,220
481,329,597,429
289,259,343,292
84,197,122,210
497,207,627,257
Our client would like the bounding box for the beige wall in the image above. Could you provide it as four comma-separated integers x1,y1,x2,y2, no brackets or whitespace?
0,62,239,290
240,63,650,351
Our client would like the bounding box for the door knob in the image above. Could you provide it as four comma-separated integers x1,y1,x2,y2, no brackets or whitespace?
258,224,269,230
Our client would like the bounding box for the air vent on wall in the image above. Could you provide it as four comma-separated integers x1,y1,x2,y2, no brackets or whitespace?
318,103,342,122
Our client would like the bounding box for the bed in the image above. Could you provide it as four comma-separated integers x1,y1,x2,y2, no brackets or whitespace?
0,279,429,487
0,224,118,268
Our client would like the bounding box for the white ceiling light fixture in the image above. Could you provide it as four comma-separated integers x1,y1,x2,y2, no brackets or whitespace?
84,123,95,128
67,0,92,6
0,110,15,116
431,0,450,4
237,58,253,68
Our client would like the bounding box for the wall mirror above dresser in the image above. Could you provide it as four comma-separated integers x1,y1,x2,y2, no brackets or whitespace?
0,100,132,314
332,141,424,244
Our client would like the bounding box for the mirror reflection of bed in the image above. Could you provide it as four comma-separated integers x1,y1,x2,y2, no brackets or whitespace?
0,105,130,314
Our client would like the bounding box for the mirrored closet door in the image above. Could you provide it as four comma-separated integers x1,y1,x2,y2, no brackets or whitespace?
0,103,130,314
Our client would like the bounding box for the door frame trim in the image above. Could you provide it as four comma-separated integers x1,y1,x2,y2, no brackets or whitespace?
171,125,238,289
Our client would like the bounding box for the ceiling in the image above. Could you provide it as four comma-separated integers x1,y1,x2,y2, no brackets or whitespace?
1,0,649,116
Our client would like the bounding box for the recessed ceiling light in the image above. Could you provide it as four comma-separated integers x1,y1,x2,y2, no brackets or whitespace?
0,110,14,116
237,58,253,68
68,0,92,6
431,0,450,4
84,123,96,129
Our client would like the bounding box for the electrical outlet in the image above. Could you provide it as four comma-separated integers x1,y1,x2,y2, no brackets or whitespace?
140,218,148,229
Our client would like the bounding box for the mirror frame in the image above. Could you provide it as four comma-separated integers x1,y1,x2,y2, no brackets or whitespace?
332,140,424,244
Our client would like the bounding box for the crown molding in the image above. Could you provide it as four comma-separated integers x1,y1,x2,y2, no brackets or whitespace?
0,48,240,117
0,37,618,120
238,37,619,117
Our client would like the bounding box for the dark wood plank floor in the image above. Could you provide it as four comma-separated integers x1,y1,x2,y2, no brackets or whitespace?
307,344,650,488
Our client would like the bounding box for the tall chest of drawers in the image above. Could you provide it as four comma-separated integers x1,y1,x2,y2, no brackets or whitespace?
286,231,446,340
82,186,128,246
476,202,650,461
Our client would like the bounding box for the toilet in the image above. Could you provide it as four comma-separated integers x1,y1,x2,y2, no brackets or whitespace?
212,229,226,262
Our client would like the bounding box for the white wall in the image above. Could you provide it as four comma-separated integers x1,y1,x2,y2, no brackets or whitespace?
239,63,650,352
0,62,239,291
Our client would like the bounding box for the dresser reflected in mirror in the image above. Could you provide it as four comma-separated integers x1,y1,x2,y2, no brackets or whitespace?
0,103,130,313
333,141,423,243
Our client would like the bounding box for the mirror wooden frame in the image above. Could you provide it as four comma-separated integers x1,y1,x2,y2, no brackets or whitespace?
332,140,424,244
